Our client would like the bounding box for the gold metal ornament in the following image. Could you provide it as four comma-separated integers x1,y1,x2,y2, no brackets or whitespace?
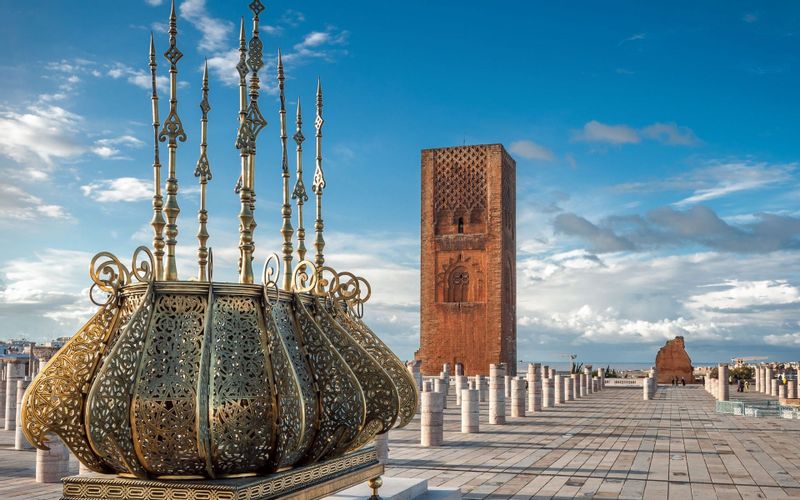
21,0,415,484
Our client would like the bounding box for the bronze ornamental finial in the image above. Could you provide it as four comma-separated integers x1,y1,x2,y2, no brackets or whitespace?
195,60,212,281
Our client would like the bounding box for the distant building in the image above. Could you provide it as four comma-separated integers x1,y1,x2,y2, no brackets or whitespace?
417,144,517,376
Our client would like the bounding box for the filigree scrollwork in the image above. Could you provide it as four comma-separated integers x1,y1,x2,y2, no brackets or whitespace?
131,246,155,283
262,252,281,306
292,259,318,293
90,252,129,306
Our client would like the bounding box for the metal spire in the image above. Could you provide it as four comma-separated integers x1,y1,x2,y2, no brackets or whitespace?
312,78,326,278
158,0,187,281
149,32,165,281
292,97,308,263
195,60,212,281
235,0,266,284
278,50,294,291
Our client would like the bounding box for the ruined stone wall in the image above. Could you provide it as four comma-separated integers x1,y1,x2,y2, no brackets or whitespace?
655,336,695,384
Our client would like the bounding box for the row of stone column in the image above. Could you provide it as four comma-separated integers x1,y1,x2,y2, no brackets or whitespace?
752,365,797,399
414,362,606,446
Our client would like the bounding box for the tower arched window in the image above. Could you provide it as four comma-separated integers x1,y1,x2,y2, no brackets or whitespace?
447,266,469,302
457,217,464,234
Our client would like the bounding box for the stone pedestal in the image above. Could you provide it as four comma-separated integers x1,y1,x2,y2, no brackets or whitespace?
789,380,798,399
718,364,729,401
598,367,605,389
566,376,574,401
36,435,69,483
15,378,32,450
584,366,593,394
571,373,580,399
778,383,787,399
420,389,443,447
527,363,541,413
461,387,479,433
434,378,447,409
755,367,761,393
765,367,773,394
543,376,554,409
510,378,525,417
454,375,467,406
407,360,423,391
4,363,24,431
504,375,511,399
771,379,779,397
479,375,488,403
374,432,389,464
580,373,587,397
0,361,6,425
554,374,563,406
489,363,506,425
643,377,651,400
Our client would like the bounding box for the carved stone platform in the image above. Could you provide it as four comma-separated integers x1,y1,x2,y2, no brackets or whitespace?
61,448,383,500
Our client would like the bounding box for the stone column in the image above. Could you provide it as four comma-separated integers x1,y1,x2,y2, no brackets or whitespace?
718,364,729,401
510,378,525,417
569,373,579,399
420,386,444,447
504,375,512,399
374,432,389,464
407,361,422,391
489,364,506,425
478,375,488,402
598,367,605,390
455,363,463,376
5,362,24,431
15,378,32,450
434,378,447,409
543,375,554,408
771,379,779,397
36,435,69,483
566,375,574,401
765,366,773,394
643,376,651,400
554,374,563,406
778,383,787,399
454,375,467,406
527,363,541,413
789,379,798,399
579,372,587,397
584,366,593,394
461,381,479,433
0,360,6,425
443,363,451,378
756,366,762,393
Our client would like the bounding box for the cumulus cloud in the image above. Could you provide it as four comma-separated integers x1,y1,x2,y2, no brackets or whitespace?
283,28,349,65
0,105,85,168
553,213,634,253
574,120,699,146
509,140,554,161
686,280,800,313
179,0,234,53
107,63,170,90
81,177,152,202
0,183,71,222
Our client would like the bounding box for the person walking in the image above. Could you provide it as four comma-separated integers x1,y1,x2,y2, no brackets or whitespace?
681,377,686,386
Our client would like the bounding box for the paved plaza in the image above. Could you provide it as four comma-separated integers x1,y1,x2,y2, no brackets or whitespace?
0,384,798,499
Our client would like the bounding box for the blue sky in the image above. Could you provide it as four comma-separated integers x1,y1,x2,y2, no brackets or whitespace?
1,0,800,365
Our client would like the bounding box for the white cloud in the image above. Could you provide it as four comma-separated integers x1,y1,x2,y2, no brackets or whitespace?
206,48,241,87
179,0,234,53
575,120,640,145
673,161,794,207
145,0,164,5
509,140,554,161
619,33,646,45
0,183,71,222
574,120,699,147
107,63,169,90
640,122,699,145
686,280,800,312
283,28,349,65
81,177,152,202
0,104,85,168
765,333,800,346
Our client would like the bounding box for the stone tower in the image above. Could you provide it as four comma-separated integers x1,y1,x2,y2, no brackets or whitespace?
418,144,516,376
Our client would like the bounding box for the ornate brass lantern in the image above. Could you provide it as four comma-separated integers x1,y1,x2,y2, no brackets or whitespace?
20,0,417,480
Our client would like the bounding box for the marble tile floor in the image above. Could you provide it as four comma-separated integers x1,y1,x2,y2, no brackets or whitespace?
0,385,796,499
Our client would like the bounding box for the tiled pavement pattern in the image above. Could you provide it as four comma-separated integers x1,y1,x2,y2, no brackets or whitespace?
386,385,800,499
0,385,794,499
0,432,78,499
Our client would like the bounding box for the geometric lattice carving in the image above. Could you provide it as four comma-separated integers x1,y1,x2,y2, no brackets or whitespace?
433,146,487,215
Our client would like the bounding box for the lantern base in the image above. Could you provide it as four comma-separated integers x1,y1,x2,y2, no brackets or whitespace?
61,447,383,500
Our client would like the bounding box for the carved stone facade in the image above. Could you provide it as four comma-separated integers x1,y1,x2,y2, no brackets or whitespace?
655,336,695,384
418,144,516,376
